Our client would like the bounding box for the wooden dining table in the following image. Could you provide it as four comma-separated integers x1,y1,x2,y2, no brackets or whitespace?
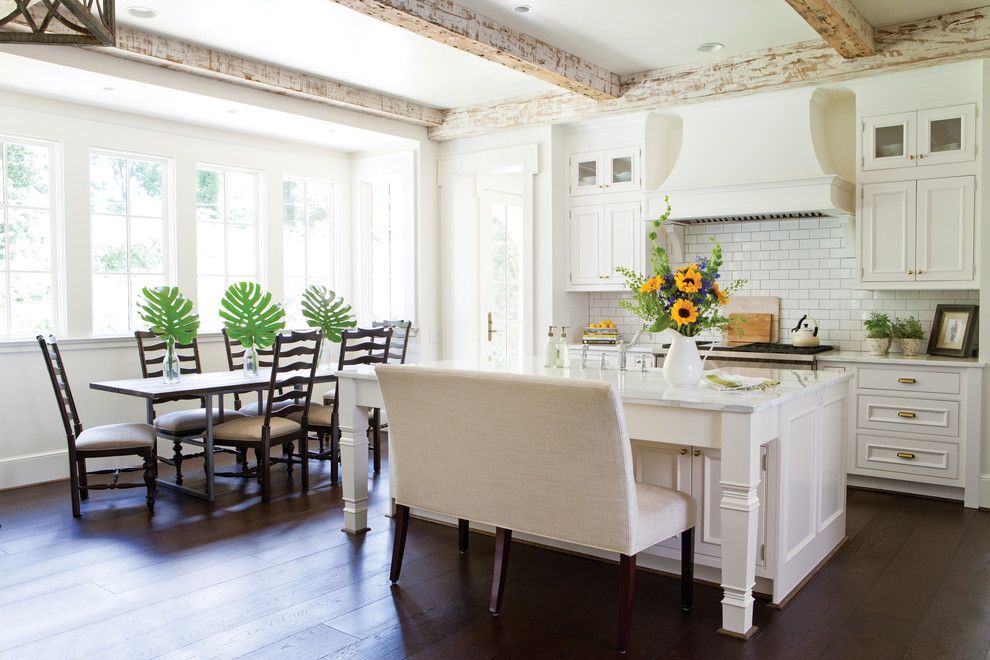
90,368,338,501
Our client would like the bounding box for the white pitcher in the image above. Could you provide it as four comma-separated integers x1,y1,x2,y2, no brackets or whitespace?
663,333,703,388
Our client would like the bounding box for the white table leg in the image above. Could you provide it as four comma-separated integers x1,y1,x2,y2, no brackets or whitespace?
338,378,370,534
717,412,762,639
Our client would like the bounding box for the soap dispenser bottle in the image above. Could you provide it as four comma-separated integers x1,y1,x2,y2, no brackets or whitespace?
557,326,571,368
543,325,558,367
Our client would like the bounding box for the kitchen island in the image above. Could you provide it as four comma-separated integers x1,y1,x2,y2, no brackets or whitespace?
335,360,852,639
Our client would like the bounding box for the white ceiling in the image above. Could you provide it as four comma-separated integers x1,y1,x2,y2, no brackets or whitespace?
115,0,558,110
853,0,982,26
0,50,416,153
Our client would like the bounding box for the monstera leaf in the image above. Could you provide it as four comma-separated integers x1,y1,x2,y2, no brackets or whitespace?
301,285,356,343
219,282,286,349
137,286,200,345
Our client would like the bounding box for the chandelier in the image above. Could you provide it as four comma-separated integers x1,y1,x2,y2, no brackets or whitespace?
0,0,115,45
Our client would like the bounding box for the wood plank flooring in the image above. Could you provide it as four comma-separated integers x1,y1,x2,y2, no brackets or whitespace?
0,452,988,659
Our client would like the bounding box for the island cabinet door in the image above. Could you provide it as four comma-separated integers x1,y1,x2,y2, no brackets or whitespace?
692,447,769,567
633,442,693,551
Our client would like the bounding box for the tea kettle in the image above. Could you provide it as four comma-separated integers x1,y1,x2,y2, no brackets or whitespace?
791,314,820,347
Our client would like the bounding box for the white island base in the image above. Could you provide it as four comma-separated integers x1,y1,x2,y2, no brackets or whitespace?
336,361,851,639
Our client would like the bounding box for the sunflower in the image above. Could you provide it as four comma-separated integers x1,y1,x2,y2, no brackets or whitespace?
712,282,730,306
674,267,702,293
670,298,698,325
639,275,664,293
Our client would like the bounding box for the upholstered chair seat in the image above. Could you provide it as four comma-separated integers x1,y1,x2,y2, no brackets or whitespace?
287,404,332,428
212,416,302,442
75,423,158,451
237,400,294,417
635,483,696,551
154,408,245,435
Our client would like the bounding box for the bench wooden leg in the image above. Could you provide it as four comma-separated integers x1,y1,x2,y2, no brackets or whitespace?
390,504,410,583
490,527,512,615
617,553,636,653
681,527,695,613
458,518,469,553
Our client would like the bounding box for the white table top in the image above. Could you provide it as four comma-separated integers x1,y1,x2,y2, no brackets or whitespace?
91,367,338,398
336,357,852,414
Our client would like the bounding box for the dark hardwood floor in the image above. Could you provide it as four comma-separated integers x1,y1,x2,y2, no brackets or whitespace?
0,450,988,659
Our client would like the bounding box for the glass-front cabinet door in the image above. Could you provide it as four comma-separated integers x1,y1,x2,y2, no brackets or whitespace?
863,112,917,171
569,150,602,196
918,104,976,166
604,147,640,193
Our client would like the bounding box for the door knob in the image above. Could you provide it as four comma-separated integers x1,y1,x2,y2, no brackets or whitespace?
487,312,498,342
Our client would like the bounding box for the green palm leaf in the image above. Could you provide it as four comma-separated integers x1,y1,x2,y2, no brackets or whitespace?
301,285,356,343
219,282,286,349
137,286,200,345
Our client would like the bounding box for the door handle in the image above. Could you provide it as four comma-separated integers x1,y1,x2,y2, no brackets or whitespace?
487,312,497,342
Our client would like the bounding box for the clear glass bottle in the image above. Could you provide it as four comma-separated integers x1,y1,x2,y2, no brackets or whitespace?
162,337,180,384
243,342,259,377
557,327,570,368
543,325,558,367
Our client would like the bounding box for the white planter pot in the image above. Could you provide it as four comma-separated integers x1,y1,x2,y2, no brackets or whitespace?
900,337,924,357
866,337,892,356
663,334,703,388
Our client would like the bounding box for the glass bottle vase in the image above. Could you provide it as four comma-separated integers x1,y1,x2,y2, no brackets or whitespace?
162,337,181,384
243,344,259,377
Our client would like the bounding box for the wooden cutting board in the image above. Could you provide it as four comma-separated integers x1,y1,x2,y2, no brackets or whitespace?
726,313,773,343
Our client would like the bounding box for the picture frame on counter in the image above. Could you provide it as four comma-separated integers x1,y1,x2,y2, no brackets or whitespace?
927,304,979,357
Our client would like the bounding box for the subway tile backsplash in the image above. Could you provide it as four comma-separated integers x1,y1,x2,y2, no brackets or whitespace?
587,217,979,353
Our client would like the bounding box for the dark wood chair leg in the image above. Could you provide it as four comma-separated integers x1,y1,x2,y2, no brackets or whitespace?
490,527,512,615
172,440,184,486
372,408,382,474
254,448,264,483
681,527,695,613
144,451,156,516
77,457,89,500
617,553,636,654
260,440,271,503
284,442,294,477
68,454,82,518
390,504,410,583
299,434,309,492
458,518,470,553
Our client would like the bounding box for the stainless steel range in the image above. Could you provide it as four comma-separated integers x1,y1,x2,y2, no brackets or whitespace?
656,341,835,371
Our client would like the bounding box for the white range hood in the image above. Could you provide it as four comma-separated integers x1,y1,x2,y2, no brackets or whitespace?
648,88,855,224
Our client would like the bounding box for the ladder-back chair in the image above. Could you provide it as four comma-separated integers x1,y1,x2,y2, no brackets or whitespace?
38,335,157,517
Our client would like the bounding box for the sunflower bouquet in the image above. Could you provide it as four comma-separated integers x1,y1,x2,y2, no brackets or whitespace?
617,196,745,338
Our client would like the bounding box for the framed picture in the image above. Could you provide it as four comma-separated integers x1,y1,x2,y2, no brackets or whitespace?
928,305,979,357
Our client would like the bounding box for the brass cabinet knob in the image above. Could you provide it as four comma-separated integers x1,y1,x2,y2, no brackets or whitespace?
897,411,917,419
917,270,923,274
897,377,917,384
693,449,702,457
907,270,914,275
679,448,688,455
896,451,916,460
908,154,916,160
918,154,926,159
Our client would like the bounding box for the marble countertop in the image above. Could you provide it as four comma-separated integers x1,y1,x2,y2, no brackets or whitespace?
817,351,985,368
337,358,852,414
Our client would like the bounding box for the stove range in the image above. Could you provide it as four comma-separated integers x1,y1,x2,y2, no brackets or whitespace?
721,342,833,355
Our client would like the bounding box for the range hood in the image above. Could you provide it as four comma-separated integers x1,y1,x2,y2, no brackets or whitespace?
648,88,855,224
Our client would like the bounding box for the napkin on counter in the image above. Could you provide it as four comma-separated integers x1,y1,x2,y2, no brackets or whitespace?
703,372,781,391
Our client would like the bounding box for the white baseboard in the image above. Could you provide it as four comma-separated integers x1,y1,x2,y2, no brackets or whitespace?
0,448,145,491
982,475,990,509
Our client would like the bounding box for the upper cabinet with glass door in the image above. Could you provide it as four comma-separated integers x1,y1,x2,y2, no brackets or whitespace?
863,104,975,171
568,146,641,196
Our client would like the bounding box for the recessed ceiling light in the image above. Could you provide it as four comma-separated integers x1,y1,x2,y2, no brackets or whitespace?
126,6,158,19
696,42,725,53
225,108,238,114
102,86,116,92
512,5,532,14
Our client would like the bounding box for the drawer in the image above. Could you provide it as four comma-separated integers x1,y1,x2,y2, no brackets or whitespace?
857,395,959,437
856,433,959,481
857,367,960,396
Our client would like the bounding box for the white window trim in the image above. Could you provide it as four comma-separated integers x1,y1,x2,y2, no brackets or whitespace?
0,134,65,340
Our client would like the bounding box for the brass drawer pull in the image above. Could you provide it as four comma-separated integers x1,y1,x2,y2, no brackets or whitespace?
896,452,916,460
897,377,916,384
897,411,917,418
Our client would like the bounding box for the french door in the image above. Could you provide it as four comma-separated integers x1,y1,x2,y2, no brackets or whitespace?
479,191,525,367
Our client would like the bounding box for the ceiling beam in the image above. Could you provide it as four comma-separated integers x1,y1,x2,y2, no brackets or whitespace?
327,0,621,100
784,0,875,58
90,26,445,126
432,6,990,141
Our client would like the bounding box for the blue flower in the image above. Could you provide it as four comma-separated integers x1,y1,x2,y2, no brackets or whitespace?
696,256,710,270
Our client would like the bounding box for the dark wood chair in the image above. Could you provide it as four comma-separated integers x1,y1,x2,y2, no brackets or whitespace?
211,330,323,502
221,328,293,416
135,331,242,486
289,326,393,481
367,320,412,467
38,335,157,518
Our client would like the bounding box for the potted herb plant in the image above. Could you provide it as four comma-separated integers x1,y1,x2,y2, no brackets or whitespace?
863,312,893,356
893,316,925,356
219,282,286,376
137,286,200,384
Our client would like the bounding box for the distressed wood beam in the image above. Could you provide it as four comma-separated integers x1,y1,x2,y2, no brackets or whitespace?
432,7,990,141
89,26,445,126
785,0,875,58
328,0,621,100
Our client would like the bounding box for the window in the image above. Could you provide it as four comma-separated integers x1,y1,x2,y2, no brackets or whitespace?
196,165,261,329
282,177,334,326
90,151,169,334
364,179,409,321
0,137,56,338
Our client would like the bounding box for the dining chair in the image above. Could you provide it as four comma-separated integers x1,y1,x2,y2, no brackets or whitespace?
289,326,393,481
377,366,697,654
134,331,243,486
211,330,322,502
221,328,291,416
365,320,411,469
38,335,157,518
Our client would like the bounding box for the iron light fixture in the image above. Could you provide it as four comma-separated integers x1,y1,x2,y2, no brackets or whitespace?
0,0,116,45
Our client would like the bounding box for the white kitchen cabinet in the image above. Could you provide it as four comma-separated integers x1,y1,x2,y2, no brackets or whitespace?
569,201,643,289
863,104,975,171
568,146,640,196
860,176,975,286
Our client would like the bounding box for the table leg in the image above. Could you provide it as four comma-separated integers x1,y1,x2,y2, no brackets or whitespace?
145,399,154,424
204,394,216,502
717,412,762,639
339,379,370,534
